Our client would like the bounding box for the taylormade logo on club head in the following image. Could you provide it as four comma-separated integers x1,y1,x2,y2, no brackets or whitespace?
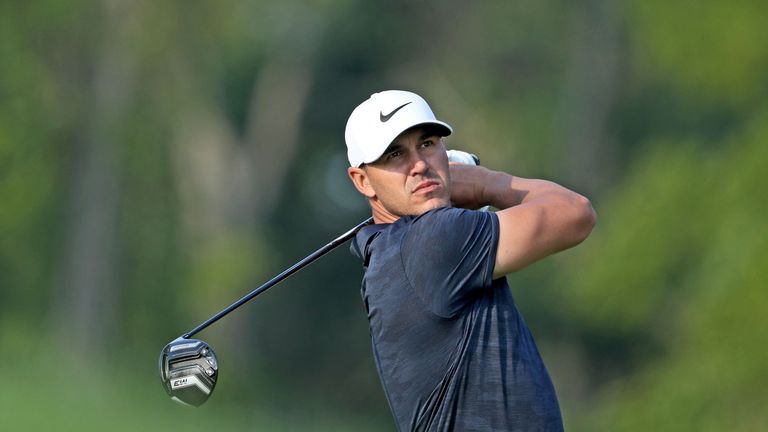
171,375,211,393
172,378,188,388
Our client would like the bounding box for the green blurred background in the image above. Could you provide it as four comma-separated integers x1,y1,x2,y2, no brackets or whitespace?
1,0,766,430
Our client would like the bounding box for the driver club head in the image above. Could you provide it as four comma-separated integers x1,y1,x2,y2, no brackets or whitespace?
159,338,218,407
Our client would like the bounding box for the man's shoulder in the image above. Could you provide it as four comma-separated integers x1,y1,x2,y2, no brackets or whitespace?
405,206,479,228
408,207,496,237
351,208,495,260
350,223,387,261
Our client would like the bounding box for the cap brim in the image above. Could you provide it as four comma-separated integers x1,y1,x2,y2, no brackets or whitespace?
410,121,452,138
358,120,453,166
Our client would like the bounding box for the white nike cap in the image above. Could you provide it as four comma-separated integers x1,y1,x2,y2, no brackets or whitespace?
345,90,453,167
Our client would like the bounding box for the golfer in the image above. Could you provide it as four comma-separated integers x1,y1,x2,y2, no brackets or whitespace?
345,90,596,431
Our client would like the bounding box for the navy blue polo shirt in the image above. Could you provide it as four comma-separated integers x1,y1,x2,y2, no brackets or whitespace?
351,207,563,431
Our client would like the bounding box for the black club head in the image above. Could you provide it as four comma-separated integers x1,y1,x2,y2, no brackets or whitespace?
159,338,218,407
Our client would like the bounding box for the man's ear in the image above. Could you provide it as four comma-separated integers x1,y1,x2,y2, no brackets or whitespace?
348,167,376,198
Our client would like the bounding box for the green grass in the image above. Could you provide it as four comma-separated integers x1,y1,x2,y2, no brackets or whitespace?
0,351,390,432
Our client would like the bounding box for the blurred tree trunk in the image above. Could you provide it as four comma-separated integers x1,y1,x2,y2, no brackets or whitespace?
171,52,314,359
558,0,622,195
51,0,137,360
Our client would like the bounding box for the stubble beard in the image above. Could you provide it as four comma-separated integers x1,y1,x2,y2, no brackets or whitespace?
379,188,452,218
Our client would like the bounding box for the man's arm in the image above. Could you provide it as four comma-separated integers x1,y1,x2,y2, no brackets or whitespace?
450,164,597,278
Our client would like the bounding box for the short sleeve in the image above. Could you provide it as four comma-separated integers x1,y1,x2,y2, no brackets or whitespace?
401,207,499,318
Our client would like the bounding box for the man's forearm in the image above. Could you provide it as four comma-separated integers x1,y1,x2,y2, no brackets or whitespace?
449,163,596,275
490,169,597,275
482,170,579,210
449,164,593,218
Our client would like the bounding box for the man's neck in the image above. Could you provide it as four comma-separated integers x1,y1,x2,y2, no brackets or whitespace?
371,207,399,224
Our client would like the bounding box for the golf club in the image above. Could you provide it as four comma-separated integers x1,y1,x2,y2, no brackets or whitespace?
159,216,373,406
159,149,481,406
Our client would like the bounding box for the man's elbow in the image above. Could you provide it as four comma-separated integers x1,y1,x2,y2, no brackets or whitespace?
571,194,597,244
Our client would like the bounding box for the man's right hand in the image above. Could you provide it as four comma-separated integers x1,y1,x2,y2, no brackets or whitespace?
448,163,494,210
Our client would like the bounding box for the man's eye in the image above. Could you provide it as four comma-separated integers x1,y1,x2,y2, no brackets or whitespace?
386,150,402,160
420,140,434,148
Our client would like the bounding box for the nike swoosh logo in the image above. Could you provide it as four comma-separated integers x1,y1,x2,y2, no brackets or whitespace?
380,102,411,122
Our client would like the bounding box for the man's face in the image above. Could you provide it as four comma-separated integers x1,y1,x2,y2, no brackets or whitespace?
350,127,451,219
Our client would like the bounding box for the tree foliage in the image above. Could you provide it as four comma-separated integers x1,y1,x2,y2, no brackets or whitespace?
0,0,766,430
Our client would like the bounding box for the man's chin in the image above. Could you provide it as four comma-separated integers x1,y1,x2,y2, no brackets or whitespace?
411,199,451,215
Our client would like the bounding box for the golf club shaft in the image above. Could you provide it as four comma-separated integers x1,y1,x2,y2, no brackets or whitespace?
182,217,374,339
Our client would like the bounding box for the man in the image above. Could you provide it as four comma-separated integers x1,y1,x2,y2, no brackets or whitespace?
345,90,596,431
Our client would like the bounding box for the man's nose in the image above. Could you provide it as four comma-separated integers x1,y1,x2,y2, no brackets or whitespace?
409,154,429,176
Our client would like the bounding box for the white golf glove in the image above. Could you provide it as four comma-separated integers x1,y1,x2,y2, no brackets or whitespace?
446,149,480,166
